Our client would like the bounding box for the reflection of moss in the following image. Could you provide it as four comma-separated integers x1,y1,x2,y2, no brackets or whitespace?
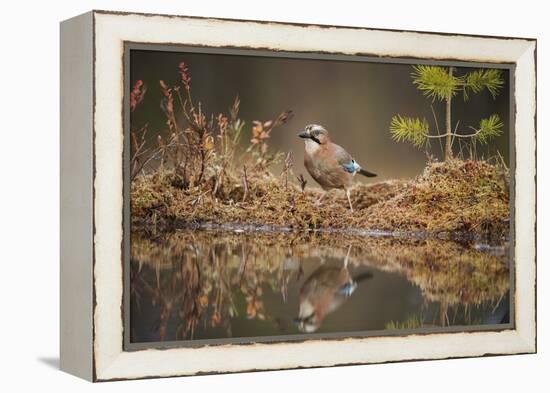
363,238,510,306
131,230,508,340
132,229,509,309
132,159,509,240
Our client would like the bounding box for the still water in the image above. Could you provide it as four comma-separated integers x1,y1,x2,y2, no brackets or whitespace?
129,229,510,344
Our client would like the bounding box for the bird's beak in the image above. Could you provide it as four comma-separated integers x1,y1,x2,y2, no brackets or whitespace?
298,130,310,139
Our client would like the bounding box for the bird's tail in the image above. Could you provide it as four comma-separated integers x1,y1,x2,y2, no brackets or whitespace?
353,271,374,282
358,168,377,177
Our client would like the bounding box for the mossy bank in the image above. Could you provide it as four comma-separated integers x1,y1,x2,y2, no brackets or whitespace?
132,159,509,241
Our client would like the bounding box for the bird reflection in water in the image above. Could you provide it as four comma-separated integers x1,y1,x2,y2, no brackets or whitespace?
295,246,373,333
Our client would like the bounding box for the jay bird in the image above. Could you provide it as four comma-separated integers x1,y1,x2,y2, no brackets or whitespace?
295,247,373,333
298,124,377,211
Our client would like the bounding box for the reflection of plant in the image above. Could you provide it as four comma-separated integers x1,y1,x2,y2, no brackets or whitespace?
364,237,509,307
390,65,504,161
243,285,266,320
385,315,422,330
385,303,489,330
130,230,509,341
130,231,288,341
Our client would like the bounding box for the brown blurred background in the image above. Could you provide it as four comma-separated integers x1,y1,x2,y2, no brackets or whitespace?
130,49,510,183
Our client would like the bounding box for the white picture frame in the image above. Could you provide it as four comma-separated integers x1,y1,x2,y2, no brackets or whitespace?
60,10,536,381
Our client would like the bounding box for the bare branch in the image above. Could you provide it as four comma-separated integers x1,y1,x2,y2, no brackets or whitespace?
241,165,249,203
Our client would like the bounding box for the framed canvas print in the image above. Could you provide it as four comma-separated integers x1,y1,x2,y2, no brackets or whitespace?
60,10,537,381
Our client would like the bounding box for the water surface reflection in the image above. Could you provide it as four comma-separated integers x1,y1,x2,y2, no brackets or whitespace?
129,230,510,343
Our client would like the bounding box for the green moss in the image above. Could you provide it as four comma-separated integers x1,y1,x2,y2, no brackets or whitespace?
129,61,508,240
132,159,509,240
363,159,509,239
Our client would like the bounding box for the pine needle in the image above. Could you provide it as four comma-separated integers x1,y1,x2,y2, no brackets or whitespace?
411,65,461,101
390,115,429,147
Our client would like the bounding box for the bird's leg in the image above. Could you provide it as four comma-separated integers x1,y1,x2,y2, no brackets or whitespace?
345,188,354,212
343,245,352,268
315,191,327,206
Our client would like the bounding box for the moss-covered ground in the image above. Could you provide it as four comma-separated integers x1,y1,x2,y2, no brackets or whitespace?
132,159,509,241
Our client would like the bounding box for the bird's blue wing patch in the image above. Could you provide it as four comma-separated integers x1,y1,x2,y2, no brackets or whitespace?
338,281,357,297
341,160,359,173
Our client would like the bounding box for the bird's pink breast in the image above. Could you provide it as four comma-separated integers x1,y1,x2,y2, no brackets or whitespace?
304,145,353,190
